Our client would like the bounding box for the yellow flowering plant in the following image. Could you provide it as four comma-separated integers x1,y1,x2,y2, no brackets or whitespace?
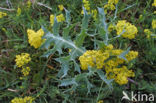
116,20,138,39
15,53,31,76
104,0,119,13
152,0,156,7
152,19,156,29
58,5,64,11
27,29,44,48
50,14,65,26
16,7,21,16
0,12,7,18
15,53,31,68
11,96,34,103
39,7,140,96
79,45,138,85
144,19,156,38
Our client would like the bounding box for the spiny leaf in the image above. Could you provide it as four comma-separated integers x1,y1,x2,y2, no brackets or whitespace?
73,60,81,73
63,25,72,39
53,17,60,36
85,78,93,94
97,70,113,90
59,78,78,86
75,29,87,47
40,38,53,49
75,7,91,47
41,25,48,34
55,56,71,63
41,46,56,58
82,7,91,29
57,63,69,78
64,8,71,25
98,7,109,45
56,56,70,78
44,32,84,54
118,47,131,61
94,40,106,49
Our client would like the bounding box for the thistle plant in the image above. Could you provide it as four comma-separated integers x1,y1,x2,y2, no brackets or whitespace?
40,6,138,97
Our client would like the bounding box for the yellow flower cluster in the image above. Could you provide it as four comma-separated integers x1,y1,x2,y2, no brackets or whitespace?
27,29,44,48
91,9,98,20
104,0,119,12
97,100,103,103
15,53,31,76
50,14,65,26
152,19,156,29
126,51,139,61
105,50,137,85
11,96,34,103
15,53,31,68
152,0,156,7
106,49,138,85
144,29,152,38
79,44,138,85
81,0,98,20
57,14,65,22
83,0,90,12
0,12,7,18
106,66,135,85
21,67,31,76
58,5,64,11
108,23,116,32
17,7,21,16
27,0,31,9
116,20,138,39
50,15,55,25
79,50,109,70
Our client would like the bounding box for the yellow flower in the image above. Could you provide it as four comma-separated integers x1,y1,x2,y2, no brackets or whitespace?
15,53,31,67
104,3,116,11
108,23,116,32
104,0,119,12
82,0,90,14
11,96,34,103
126,51,138,61
152,19,156,29
97,100,103,103
106,66,135,85
58,5,64,11
91,9,98,20
50,14,65,26
27,0,31,9
111,49,123,56
79,45,138,85
105,44,114,50
81,10,84,15
56,14,65,22
79,50,109,70
17,7,21,16
2,28,7,32
0,12,7,18
27,29,44,48
152,0,156,6
144,29,152,38
83,0,90,11
21,67,31,76
108,0,119,4
104,58,124,69
116,20,138,39
50,14,55,25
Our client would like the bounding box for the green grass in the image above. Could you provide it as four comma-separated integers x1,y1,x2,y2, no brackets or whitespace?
0,0,156,103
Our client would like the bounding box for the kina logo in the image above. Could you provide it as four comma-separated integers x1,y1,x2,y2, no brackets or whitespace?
121,91,154,102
